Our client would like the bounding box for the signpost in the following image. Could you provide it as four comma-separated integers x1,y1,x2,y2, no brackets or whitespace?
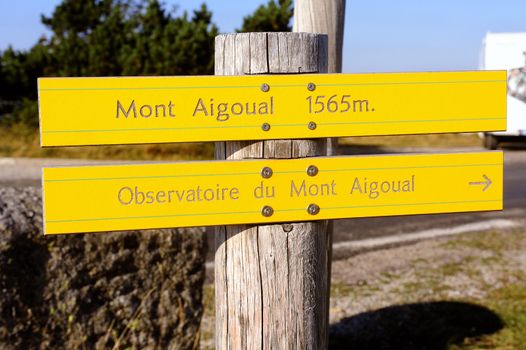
38,71,506,146
38,32,506,349
42,152,502,235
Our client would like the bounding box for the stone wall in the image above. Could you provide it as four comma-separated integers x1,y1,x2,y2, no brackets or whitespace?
0,187,206,349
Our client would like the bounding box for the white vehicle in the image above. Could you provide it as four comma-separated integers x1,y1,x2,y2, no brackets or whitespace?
480,32,526,149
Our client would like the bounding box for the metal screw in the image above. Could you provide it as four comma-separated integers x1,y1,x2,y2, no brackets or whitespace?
307,203,320,215
262,205,274,217
282,224,294,232
308,121,317,130
261,83,270,92
307,82,316,91
307,165,318,177
261,167,273,179
262,123,271,131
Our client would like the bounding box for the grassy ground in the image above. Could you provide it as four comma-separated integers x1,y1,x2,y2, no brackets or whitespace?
200,226,526,349
329,228,526,349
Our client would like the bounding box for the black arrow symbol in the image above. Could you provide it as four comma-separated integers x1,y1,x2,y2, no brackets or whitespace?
469,174,492,191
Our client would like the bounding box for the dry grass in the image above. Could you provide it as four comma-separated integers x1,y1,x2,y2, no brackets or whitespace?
340,133,481,148
0,124,214,161
0,124,483,161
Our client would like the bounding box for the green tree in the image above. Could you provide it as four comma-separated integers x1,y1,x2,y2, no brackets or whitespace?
0,47,26,104
238,0,293,32
160,4,218,75
0,0,218,125
122,2,218,76
40,0,218,77
41,0,133,76
0,0,291,126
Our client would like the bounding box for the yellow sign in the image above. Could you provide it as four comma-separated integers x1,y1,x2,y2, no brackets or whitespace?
42,151,503,235
38,71,507,146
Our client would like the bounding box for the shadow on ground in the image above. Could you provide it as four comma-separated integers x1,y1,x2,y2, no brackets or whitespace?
501,142,526,151
329,301,503,350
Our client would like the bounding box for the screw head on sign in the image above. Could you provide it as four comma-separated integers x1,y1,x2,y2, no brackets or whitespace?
262,123,271,131
282,223,294,232
307,165,318,177
307,82,316,91
262,205,274,217
261,83,270,92
308,121,317,130
307,203,320,215
261,167,273,179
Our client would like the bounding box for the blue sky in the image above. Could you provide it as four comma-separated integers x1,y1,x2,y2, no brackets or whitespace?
1,0,526,73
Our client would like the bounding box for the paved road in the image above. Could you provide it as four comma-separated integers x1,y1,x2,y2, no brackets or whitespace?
333,148,525,235
327,146,526,258
2,146,525,260
0,158,142,186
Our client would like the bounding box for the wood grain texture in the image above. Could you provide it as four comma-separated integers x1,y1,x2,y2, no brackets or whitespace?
293,2,343,284
214,32,330,350
293,0,345,158
293,0,346,73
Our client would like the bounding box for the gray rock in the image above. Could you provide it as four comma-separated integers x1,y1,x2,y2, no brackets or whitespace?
0,187,206,349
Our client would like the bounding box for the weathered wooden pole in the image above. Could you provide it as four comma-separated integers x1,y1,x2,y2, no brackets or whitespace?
294,0,346,73
214,33,330,349
294,0,346,157
293,1,347,320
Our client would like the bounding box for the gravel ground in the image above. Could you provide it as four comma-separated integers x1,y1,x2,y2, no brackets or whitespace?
329,229,523,322
200,222,526,349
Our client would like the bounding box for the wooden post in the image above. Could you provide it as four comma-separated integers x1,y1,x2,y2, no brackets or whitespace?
214,33,330,349
293,0,346,157
293,1,347,320
293,0,346,73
